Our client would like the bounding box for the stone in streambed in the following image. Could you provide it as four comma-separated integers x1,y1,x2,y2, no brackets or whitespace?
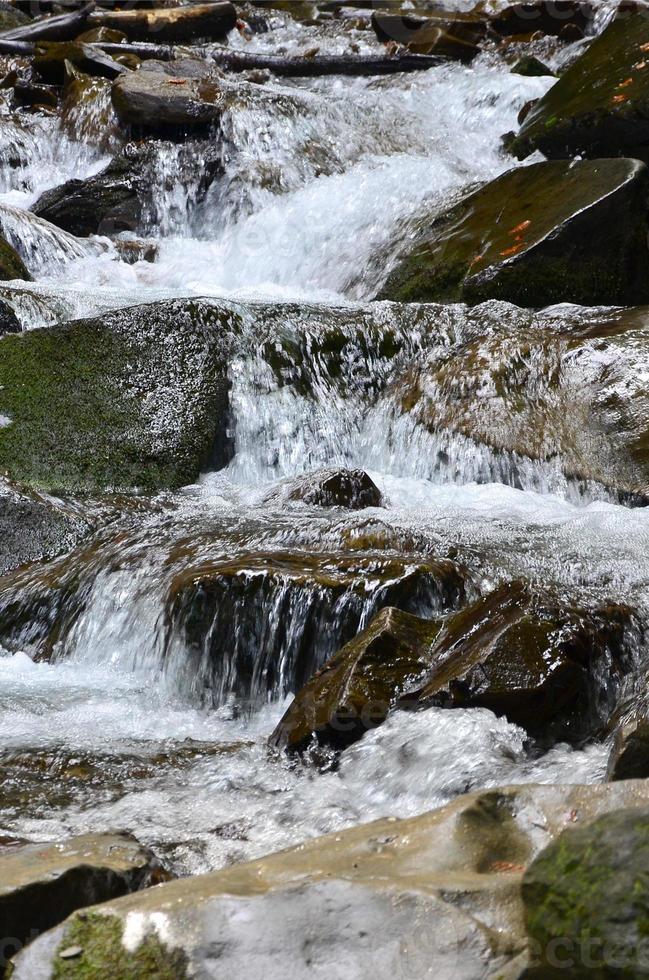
270,606,442,752
32,143,155,237
522,808,649,977
0,235,31,282
510,12,649,161
274,581,638,753
378,159,649,307
0,299,237,494
265,467,382,510
12,782,649,980
492,0,593,38
409,582,638,745
34,41,126,85
511,55,555,78
0,832,168,973
371,10,487,62
111,59,228,131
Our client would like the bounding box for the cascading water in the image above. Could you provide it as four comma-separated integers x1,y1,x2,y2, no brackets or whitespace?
1,5,648,879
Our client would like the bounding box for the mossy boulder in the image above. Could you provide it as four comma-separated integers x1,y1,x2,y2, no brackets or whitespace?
270,606,442,752
510,12,649,160
0,299,237,495
0,832,168,974
378,158,649,307
0,299,20,334
0,237,30,282
522,808,649,977
409,581,638,744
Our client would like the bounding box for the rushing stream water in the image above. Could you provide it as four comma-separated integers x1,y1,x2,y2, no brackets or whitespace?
0,4,646,877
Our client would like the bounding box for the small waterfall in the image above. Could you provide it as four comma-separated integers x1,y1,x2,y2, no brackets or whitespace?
0,203,101,276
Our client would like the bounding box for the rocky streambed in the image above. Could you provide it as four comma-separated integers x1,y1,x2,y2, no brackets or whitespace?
2,0,649,977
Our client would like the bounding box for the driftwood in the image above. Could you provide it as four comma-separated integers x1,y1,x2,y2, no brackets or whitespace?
0,2,95,43
87,2,237,44
97,42,443,76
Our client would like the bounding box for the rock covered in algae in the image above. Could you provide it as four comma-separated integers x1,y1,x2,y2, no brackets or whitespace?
0,299,239,495
379,159,649,308
510,11,649,161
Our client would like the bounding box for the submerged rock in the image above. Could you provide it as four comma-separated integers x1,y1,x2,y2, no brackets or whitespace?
0,235,31,282
0,299,237,494
12,781,649,980
112,59,228,131
265,467,382,510
378,159,649,308
510,11,649,160
270,606,441,752
522,808,649,977
0,832,168,972
409,581,639,745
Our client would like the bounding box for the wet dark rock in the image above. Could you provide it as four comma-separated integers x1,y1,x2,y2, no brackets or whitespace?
491,1,593,38
267,467,382,510
88,1,237,43
0,298,20,334
408,581,639,745
607,717,649,780
0,3,30,32
0,298,237,494
522,808,649,977
168,551,470,705
12,78,58,108
510,11,649,160
113,236,158,264
34,40,126,84
0,235,31,281
371,10,487,62
0,832,169,974
0,481,93,577
32,143,152,236
111,59,227,131
511,55,554,77
378,158,649,307
270,606,442,752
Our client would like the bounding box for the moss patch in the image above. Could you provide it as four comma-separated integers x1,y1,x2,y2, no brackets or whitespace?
0,238,31,282
0,299,236,494
53,912,188,979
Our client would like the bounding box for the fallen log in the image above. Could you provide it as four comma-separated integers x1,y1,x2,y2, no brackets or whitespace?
87,2,237,44
0,2,95,43
96,42,443,76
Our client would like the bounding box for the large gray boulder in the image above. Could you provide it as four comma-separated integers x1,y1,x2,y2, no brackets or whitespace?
11,781,649,979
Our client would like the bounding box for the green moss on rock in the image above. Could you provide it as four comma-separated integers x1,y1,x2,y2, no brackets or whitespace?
510,12,649,160
0,237,31,282
522,809,649,978
0,299,237,495
378,159,649,307
52,913,188,980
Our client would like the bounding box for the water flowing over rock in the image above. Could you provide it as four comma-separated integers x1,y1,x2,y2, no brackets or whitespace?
0,299,236,494
0,232,29,281
262,467,383,509
510,10,649,160
379,158,649,307
12,781,649,980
